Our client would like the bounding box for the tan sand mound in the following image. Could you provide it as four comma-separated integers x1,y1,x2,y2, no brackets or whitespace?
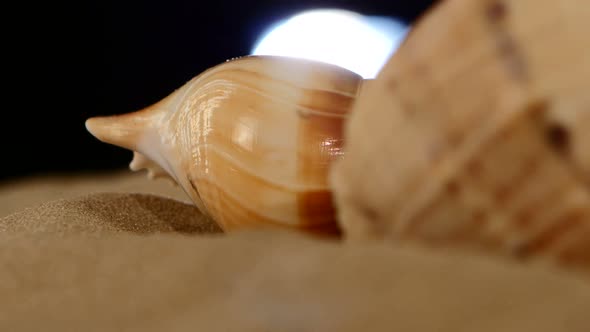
0,171,189,217
0,192,221,236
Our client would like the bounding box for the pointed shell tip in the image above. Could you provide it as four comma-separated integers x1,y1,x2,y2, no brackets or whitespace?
85,117,105,141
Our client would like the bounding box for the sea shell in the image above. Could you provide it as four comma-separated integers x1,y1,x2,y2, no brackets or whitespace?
330,0,590,273
86,55,363,234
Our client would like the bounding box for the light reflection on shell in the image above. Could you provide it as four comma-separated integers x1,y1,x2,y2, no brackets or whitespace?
86,56,363,235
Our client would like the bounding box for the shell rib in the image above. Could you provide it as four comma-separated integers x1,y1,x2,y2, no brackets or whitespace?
86,56,363,234
330,0,590,274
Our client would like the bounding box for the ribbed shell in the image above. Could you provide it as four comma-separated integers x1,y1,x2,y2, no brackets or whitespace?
87,56,363,234
330,0,590,273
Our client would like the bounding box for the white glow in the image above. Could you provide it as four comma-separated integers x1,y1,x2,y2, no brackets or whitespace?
251,9,408,78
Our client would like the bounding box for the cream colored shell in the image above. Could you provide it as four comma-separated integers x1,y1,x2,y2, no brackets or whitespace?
330,0,590,274
86,56,363,234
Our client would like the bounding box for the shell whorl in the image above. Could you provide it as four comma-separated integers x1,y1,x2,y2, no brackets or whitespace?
329,0,590,274
86,56,363,234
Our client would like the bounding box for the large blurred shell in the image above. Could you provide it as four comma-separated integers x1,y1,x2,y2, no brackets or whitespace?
331,0,590,273
86,56,363,234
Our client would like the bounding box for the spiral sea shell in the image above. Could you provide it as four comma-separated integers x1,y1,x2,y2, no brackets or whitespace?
330,0,590,273
86,56,363,234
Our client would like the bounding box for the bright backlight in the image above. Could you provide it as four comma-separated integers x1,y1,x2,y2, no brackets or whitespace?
251,9,408,78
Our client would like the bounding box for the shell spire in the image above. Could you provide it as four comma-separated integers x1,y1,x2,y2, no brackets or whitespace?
85,91,181,183
85,108,158,152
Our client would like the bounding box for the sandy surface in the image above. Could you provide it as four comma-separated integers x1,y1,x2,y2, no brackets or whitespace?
0,170,189,218
1,171,589,331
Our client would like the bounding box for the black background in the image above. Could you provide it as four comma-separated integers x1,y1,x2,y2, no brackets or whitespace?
3,0,434,181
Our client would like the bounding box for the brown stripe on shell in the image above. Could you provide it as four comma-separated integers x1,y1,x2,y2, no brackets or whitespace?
297,88,355,116
199,178,339,235
297,190,337,227
209,179,292,229
188,142,339,228
295,97,349,229
194,143,304,192
181,80,302,189
296,110,347,185
189,176,295,231
188,146,300,225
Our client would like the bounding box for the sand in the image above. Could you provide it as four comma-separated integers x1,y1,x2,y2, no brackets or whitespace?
0,171,190,217
1,170,589,331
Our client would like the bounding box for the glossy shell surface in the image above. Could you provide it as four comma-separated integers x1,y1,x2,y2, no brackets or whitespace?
87,56,363,234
